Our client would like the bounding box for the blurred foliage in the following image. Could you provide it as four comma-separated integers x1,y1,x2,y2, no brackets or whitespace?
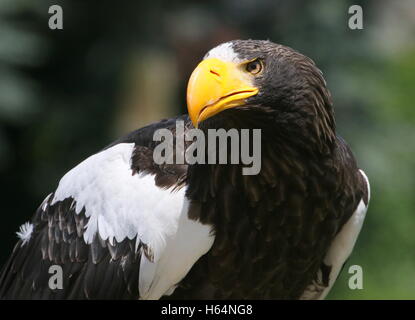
0,0,414,299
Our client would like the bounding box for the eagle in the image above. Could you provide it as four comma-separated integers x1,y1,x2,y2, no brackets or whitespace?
0,40,370,300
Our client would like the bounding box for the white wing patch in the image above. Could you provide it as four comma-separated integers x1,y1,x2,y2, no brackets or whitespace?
359,169,370,202
51,143,183,259
139,199,214,299
301,169,370,300
50,143,214,298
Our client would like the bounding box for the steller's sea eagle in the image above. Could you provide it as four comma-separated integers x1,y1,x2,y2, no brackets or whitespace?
0,40,370,299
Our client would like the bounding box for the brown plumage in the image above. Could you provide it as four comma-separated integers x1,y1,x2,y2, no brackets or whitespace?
167,41,368,299
0,40,369,300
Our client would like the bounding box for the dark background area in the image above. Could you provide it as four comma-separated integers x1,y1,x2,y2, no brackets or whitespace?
1,0,414,298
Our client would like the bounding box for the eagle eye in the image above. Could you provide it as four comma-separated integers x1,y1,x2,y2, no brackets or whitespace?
245,59,263,75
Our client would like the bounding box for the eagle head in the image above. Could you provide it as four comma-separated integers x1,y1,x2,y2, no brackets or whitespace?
187,40,336,147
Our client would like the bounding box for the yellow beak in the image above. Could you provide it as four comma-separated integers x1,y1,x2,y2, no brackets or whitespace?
186,58,259,127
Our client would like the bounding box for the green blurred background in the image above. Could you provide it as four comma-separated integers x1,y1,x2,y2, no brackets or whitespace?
0,0,414,299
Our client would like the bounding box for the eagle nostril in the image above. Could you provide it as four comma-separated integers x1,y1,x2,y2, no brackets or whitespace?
210,69,220,77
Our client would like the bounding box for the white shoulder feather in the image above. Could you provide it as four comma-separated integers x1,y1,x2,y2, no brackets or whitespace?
50,143,214,299
301,169,370,300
